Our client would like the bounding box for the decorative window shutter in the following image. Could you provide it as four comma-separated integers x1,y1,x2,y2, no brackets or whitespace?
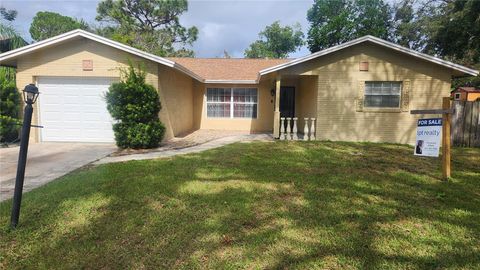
356,80,365,112
402,79,411,112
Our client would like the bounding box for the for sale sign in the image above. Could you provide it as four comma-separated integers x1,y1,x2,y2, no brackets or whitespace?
414,118,442,157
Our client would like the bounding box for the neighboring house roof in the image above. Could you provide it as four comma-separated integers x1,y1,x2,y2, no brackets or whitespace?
167,57,290,83
451,86,480,93
0,29,478,84
259,35,479,78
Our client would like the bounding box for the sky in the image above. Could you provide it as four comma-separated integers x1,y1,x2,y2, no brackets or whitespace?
1,0,314,58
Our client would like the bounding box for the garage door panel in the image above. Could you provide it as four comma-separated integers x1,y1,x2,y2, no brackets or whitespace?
64,97,80,104
83,113,103,121
43,107,63,113
42,96,63,105
38,77,116,142
64,114,82,121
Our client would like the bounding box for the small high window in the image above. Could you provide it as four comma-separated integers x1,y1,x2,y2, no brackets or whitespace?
364,82,402,108
454,93,461,100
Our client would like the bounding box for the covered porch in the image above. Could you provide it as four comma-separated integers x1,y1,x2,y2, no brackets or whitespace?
270,74,319,140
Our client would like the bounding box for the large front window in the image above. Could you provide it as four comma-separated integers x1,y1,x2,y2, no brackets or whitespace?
364,82,402,108
207,88,258,118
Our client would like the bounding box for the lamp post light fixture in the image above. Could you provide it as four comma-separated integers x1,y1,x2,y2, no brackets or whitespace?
10,84,39,228
22,84,39,104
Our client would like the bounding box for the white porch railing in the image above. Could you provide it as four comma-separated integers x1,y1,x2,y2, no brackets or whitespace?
280,117,316,141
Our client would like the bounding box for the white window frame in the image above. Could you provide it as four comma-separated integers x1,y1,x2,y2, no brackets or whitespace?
454,93,461,100
206,87,258,119
206,88,232,118
364,81,402,109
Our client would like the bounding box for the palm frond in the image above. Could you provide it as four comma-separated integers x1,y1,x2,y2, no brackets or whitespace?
0,23,27,52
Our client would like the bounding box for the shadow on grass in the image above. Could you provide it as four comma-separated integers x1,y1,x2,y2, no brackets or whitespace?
0,141,479,269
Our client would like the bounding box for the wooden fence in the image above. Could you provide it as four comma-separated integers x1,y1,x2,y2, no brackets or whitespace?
451,100,480,147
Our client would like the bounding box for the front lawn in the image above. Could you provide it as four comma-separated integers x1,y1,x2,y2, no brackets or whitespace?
1,142,479,269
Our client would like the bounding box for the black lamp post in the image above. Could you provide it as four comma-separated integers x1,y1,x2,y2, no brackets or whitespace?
10,84,39,228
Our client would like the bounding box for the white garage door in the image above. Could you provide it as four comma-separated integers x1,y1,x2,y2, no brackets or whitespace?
38,77,116,142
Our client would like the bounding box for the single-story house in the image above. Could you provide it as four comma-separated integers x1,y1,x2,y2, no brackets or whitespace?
0,29,478,144
451,86,480,101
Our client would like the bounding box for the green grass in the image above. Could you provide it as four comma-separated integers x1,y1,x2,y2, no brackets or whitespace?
1,141,479,269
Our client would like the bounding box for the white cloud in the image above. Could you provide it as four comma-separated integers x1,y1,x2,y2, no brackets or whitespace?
1,0,314,58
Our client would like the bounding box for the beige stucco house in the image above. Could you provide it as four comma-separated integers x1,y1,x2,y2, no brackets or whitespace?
0,29,478,144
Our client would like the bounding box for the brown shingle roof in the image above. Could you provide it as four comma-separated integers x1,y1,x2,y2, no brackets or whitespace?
167,58,291,81
456,86,480,93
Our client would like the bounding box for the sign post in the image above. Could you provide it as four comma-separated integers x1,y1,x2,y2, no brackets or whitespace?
442,97,451,179
410,97,452,180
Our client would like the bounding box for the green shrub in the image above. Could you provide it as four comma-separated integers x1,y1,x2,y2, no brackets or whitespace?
106,64,165,149
112,121,165,149
0,70,21,143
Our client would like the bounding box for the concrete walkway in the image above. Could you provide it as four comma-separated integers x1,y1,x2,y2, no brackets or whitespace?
95,133,273,165
0,143,116,201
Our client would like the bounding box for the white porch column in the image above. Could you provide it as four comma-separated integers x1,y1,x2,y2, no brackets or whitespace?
292,117,298,140
310,118,316,141
303,118,309,141
286,117,291,140
273,74,281,138
280,117,285,140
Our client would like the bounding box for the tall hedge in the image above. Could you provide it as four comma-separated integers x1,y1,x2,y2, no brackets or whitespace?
105,65,165,148
0,70,21,143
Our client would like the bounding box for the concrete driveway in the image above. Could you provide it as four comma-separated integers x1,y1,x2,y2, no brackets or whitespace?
0,143,117,202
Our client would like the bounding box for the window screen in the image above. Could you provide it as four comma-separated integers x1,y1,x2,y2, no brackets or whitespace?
206,88,258,118
364,82,402,108
206,88,231,117
233,88,257,118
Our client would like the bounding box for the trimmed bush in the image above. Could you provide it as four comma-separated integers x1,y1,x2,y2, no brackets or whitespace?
0,70,21,143
112,121,165,149
105,64,165,148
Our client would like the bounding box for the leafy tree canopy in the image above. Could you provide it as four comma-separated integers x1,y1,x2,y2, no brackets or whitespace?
390,0,421,50
0,24,26,53
245,21,304,59
29,11,89,41
306,0,479,88
433,0,480,87
1,7,26,53
391,0,480,87
307,0,390,52
0,68,21,143
0,7,17,21
96,0,198,57
432,0,480,66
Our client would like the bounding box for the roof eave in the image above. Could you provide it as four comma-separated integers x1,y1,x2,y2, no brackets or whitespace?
258,35,479,77
0,29,176,68
204,80,258,84
173,63,204,82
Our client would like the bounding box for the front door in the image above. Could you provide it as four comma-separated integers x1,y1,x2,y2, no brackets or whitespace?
280,86,295,118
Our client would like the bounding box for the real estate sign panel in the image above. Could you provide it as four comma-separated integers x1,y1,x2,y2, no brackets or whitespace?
414,118,442,157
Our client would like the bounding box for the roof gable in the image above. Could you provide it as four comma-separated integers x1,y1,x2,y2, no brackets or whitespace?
0,29,207,81
0,29,176,68
259,35,479,77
